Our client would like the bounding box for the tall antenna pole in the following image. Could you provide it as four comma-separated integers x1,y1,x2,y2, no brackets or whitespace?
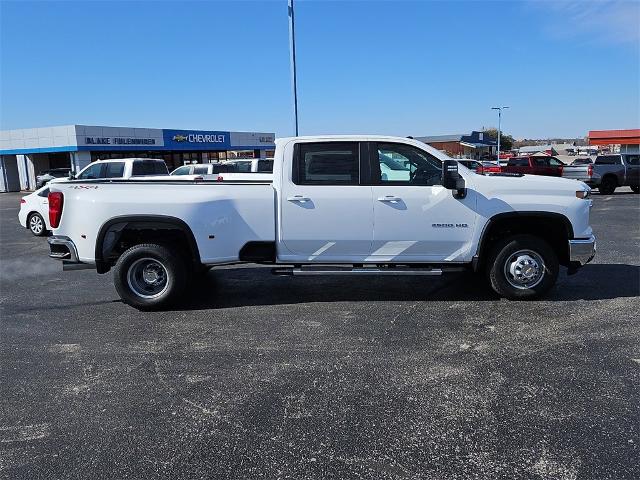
288,0,299,136
491,106,509,160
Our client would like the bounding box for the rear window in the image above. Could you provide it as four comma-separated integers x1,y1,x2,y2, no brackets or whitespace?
132,160,168,176
595,155,621,165
508,158,530,166
211,164,236,173
257,159,274,172
625,155,639,166
293,142,359,185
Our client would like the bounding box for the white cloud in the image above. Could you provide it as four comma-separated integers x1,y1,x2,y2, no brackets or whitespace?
528,0,640,46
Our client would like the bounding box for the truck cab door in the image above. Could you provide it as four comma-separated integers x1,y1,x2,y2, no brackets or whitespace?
368,142,477,263
625,154,640,186
277,141,373,262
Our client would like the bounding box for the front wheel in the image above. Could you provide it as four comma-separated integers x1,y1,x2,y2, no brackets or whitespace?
113,243,187,310
486,235,559,300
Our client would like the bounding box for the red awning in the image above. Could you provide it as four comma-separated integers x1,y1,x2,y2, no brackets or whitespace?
588,129,640,145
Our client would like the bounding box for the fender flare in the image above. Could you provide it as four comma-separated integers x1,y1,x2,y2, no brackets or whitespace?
473,211,574,270
95,215,201,273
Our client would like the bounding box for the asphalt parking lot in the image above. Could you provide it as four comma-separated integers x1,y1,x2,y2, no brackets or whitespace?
1,189,639,480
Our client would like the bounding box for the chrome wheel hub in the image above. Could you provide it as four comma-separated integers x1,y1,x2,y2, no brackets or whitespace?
30,216,43,233
127,258,169,299
504,250,545,289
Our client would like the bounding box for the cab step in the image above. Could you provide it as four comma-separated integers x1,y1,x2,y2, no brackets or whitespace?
271,265,464,276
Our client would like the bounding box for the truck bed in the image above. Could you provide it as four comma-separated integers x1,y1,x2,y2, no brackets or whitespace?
50,179,275,264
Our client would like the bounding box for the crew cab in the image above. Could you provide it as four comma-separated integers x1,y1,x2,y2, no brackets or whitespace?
562,153,639,194
46,136,596,310
502,156,565,177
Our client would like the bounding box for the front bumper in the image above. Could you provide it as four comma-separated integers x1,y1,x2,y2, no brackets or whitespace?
568,234,596,266
48,236,93,271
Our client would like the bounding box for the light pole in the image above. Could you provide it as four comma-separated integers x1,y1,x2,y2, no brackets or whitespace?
491,106,509,160
288,0,299,136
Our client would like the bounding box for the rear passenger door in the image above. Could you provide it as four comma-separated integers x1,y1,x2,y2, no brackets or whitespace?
278,141,373,261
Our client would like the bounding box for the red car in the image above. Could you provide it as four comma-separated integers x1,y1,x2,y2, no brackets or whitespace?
502,156,565,177
458,160,501,174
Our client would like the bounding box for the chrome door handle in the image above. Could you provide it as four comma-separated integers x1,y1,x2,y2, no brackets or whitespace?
287,195,310,202
377,195,401,202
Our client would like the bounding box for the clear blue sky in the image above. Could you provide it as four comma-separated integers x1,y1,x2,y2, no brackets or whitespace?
1,0,638,139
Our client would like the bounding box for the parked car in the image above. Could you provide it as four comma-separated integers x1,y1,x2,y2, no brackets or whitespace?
458,160,483,172
170,163,238,176
458,160,501,174
502,156,565,177
36,168,71,188
47,135,595,310
223,158,274,173
18,185,51,236
71,158,169,181
562,153,639,194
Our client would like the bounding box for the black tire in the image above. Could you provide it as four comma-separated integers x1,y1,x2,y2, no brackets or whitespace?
598,176,617,195
486,234,559,300
113,243,187,310
28,212,47,237
631,186,639,194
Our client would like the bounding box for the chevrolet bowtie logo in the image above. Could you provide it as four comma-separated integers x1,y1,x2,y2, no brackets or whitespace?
172,135,188,142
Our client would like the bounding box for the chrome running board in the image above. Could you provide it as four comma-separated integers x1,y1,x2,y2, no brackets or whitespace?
272,266,464,276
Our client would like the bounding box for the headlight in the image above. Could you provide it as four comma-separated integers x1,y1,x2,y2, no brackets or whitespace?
576,190,590,199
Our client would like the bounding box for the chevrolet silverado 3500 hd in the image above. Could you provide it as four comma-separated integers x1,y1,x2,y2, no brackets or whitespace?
47,136,596,310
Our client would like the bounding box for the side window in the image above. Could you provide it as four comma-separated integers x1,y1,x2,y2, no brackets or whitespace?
76,163,103,179
172,166,191,176
293,142,359,185
37,188,49,198
234,161,252,172
548,158,564,166
532,158,548,167
626,155,639,166
104,162,125,178
193,165,209,174
257,159,274,172
375,142,441,186
132,161,168,176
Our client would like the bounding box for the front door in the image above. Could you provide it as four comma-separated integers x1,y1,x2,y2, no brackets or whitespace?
625,154,640,186
278,141,373,262
369,142,477,263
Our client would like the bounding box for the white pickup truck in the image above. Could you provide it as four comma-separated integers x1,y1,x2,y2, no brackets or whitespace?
47,136,596,310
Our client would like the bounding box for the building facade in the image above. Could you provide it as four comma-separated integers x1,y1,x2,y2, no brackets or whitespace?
415,131,497,159
588,129,640,154
0,125,276,191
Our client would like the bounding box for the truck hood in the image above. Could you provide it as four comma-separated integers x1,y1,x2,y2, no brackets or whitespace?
470,172,589,195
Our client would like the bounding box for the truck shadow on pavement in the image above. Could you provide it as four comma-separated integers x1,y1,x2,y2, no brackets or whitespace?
177,263,640,310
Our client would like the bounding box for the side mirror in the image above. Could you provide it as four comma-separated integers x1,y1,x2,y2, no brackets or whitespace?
68,172,75,180
442,160,466,199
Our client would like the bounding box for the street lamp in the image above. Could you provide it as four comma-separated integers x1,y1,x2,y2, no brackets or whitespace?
288,0,299,136
491,106,509,160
